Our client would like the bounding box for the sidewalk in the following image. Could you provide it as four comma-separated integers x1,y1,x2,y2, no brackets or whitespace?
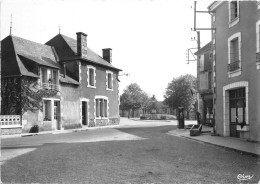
167,126,260,158
1,124,120,139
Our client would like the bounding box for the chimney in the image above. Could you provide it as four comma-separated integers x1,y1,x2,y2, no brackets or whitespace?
102,48,112,63
76,32,88,58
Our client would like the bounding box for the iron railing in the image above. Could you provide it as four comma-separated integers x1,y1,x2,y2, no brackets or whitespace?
256,52,260,63
228,60,240,72
42,83,59,91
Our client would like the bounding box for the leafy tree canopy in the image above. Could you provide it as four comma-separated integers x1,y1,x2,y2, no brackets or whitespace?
120,83,158,113
163,74,197,112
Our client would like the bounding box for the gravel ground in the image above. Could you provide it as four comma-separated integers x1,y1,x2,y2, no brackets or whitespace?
1,124,259,184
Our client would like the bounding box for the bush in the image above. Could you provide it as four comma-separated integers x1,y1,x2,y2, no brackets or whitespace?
160,116,166,120
140,116,147,120
29,125,39,133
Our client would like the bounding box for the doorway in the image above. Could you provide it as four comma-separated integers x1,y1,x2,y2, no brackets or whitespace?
229,88,245,137
82,101,88,126
54,101,61,130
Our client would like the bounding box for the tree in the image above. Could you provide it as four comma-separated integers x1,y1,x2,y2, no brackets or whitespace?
163,74,197,119
120,83,145,118
1,76,58,115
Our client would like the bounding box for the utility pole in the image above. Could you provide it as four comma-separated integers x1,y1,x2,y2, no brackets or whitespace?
192,1,216,134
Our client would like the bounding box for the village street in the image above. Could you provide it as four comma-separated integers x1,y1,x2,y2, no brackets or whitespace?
1,118,259,184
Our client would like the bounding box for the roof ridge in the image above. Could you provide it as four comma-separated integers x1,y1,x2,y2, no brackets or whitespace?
11,35,53,49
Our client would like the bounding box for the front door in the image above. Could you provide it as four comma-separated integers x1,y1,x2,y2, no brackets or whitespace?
82,101,88,126
229,88,246,137
54,101,61,130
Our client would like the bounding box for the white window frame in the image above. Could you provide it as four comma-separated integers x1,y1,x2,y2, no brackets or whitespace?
229,1,239,28
256,20,260,69
228,32,242,77
94,96,109,120
257,1,260,10
87,65,96,88
80,98,90,126
106,70,113,91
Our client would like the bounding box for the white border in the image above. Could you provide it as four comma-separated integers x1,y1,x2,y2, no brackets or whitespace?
87,65,96,88
256,20,260,69
223,81,249,136
94,96,109,120
228,1,240,28
228,32,241,77
106,70,113,91
80,98,90,126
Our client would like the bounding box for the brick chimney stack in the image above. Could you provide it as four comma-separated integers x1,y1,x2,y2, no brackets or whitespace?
76,32,88,58
102,48,112,63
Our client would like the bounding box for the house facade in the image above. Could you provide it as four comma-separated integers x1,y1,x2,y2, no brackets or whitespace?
208,1,260,141
1,32,121,134
195,42,214,126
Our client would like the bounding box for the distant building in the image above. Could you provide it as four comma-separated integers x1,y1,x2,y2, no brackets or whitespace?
208,1,260,141
195,42,214,126
1,32,122,134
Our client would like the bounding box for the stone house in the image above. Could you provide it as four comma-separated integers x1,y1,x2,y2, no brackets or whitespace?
208,1,260,141
195,42,214,126
1,32,121,134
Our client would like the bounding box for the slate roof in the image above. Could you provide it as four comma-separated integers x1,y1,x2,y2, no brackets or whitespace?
47,34,122,71
1,35,76,84
194,42,212,56
59,74,80,85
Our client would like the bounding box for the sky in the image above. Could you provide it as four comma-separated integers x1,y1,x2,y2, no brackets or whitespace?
0,0,213,101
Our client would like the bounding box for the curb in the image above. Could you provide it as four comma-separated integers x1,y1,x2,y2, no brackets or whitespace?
176,134,260,158
1,124,120,139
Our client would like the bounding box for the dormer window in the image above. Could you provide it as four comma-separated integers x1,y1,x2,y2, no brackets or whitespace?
87,65,96,88
40,67,59,90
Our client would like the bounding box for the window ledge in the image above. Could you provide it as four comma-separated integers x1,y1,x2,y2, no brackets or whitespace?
257,63,260,70
236,125,249,131
229,17,239,28
87,85,96,89
95,117,108,120
106,88,113,91
228,69,241,78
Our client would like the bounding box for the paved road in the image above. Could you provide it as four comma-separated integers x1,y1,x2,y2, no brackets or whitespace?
1,118,259,184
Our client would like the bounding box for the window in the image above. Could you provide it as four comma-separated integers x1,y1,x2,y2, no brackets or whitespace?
257,20,260,69
230,38,239,63
87,66,96,88
229,1,239,27
199,55,204,72
40,68,59,90
95,97,108,118
228,32,241,76
43,100,52,121
257,1,260,10
230,1,238,20
106,71,113,90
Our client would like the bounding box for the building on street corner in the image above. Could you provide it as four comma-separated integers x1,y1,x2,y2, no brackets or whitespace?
208,1,260,141
1,32,122,134
195,42,214,126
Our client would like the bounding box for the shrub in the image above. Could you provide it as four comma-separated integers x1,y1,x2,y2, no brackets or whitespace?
160,116,166,120
29,125,39,133
140,116,147,120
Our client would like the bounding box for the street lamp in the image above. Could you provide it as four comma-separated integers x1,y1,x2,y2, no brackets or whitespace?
118,73,130,76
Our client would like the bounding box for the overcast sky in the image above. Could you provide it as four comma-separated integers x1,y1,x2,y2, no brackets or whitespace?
1,0,212,101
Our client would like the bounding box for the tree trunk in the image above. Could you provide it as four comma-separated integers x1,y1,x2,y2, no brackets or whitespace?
187,111,190,120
